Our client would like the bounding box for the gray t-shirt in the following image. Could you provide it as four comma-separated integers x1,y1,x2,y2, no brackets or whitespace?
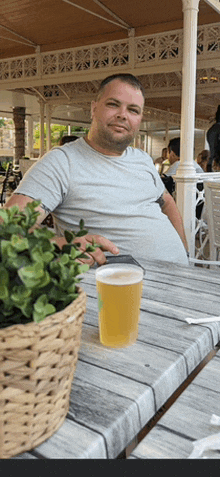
166,160,203,176
16,138,188,265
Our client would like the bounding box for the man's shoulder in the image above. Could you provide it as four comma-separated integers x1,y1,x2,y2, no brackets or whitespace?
165,161,179,176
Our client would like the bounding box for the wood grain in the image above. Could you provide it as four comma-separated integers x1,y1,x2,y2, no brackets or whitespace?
129,351,220,459
14,259,220,459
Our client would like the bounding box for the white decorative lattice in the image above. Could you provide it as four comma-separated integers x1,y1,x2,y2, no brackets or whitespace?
0,61,9,80
1,22,220,83
58,52,74,73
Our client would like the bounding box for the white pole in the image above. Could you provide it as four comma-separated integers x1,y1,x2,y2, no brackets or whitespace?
177,0,200,177
39,101,45,158
45,103,52,152
175,0,200,256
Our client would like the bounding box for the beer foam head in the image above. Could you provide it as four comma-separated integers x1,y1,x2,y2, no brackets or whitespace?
96,263,143,285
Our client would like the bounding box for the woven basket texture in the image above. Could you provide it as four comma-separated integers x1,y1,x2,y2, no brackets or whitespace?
0,287,86,459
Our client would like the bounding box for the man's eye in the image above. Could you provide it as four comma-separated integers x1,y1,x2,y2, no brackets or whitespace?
107,101,118,107
129,108,140,114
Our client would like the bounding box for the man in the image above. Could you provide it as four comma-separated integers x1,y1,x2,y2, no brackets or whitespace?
166,137,203,176
5,73,188,265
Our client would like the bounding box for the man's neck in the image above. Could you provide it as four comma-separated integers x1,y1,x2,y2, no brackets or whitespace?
84,136,124,157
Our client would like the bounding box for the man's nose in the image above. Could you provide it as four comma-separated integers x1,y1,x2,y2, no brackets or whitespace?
116,106,127,120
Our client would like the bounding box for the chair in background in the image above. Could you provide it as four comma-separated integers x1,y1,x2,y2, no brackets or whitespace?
203,180,220,262
0,162,13,206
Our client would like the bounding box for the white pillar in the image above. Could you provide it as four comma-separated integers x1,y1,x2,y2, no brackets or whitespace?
68,124,71,135
175,0,200,256
45,103,52,152
144,133,147,152
39,101,45,158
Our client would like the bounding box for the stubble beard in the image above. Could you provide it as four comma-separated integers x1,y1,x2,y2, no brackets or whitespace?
96,126,135,154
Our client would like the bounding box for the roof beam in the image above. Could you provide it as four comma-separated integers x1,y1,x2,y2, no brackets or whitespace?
0,25,38,48
91,0,131,28
61,0,129,30
203,0,220,14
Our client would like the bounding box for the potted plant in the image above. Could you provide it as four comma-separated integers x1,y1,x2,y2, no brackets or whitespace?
0,201,96,458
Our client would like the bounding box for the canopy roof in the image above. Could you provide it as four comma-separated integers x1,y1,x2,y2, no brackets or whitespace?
1,0,220,125
1,0,219,59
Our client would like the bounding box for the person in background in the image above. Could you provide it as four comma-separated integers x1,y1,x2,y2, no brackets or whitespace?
196,149,210,172
59,135,79,145
166,137,203,176
207,105,220,172
212,140,220,172
4,73,189,266
154,147,169,175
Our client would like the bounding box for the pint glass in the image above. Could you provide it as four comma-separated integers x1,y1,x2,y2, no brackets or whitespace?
95,263,143,348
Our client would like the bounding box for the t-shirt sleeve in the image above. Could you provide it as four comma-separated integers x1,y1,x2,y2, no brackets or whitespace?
15,148,70,212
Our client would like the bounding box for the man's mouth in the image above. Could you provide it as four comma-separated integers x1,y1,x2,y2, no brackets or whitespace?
109,123,129,131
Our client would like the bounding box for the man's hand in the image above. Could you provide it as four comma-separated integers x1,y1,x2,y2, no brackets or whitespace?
4,194,120,266
54,234,120,266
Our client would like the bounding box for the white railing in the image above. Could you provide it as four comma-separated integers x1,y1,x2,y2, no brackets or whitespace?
1,22,220,84
177,172,220,262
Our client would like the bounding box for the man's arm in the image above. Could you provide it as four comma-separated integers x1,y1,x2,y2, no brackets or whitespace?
4,193,119,265
3,193,48,224
157,189,189,252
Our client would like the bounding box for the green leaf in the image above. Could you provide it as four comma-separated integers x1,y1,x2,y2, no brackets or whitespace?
60,254,69,265
0,285,9,300
0,265,9,285
78,264,89,274
33,295,56,322
0,209,9,223
11,234,29,252
1,240,17,262
64,230,75,243
18,263,50,289
33,228,55,240
79,219,85,230
75,230,88,237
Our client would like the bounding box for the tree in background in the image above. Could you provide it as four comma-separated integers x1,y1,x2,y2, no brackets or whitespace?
33,123,88,150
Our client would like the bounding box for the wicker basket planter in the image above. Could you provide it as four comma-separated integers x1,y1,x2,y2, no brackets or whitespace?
0,286,86,459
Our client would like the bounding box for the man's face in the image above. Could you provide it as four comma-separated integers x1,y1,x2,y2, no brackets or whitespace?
168,150,178,165
89,79,144,155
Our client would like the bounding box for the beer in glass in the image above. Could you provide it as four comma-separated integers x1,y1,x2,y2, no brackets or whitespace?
96,263,143,348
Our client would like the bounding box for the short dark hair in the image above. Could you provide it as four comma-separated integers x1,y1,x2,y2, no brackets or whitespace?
97,73,145,101
168,137,180,157
216,105,220,122
60,135,78,145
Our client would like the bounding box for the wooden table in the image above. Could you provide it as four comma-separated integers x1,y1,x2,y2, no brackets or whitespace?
129,350,220,459
14,259,220,459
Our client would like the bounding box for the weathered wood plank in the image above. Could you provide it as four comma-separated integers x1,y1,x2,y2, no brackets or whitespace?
75,361,155,428
68,378,141,459
24,419,107,459
129,352,220,459
79,323,187,411
81,293,215,375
